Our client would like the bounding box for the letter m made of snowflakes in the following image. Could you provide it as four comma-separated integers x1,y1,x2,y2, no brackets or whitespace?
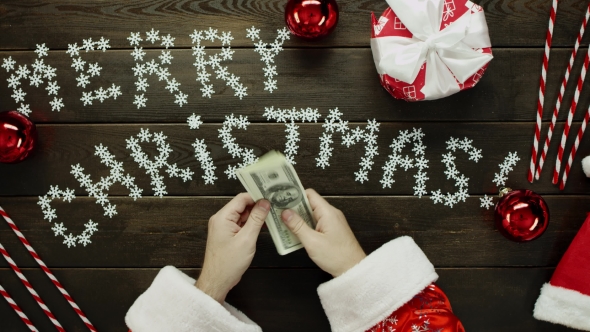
315,108,380,184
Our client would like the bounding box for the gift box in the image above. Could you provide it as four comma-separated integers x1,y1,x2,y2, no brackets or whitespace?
371,0,493,101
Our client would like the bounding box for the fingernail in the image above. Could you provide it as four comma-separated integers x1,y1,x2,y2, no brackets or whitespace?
257,199,270,212
282,209,294,222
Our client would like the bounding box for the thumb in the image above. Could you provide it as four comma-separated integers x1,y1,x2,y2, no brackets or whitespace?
281,209,317,246
241,199,270,238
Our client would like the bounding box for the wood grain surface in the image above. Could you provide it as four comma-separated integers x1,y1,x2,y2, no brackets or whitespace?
0,0,587,331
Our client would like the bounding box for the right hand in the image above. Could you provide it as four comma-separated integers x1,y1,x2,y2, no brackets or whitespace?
281,189,366,277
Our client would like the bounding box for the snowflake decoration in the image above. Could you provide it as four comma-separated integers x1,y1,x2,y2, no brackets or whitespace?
314,108,380,184
190,28,247,99
2,56,16,72
126,128,195,196
127,30,188,108
480,195,494,210
38,185,102,248
67,37,121,106
4,51,63,114
218,114,258,179
187,113,203,129
494,151,520,187
263,106,321,164
250,27,290,93
380,128,429,197
430,137,481,208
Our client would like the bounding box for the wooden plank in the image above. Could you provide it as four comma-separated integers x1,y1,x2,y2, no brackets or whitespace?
0,196,585,268
1,48,590,123
0,0,589,49
0,267,577,331
0,123,589,196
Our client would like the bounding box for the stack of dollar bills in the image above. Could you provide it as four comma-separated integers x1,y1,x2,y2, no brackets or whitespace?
236,151,316,255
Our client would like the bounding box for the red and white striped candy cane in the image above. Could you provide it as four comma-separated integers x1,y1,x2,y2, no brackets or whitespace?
559,104,590,189
535,3,590,180
0,283,38,331
0,206,97,332
0,242,64,332
527,0,559,183
553,46,590,184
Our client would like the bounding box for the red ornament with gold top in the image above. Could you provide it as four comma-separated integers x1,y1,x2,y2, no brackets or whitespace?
285,0,339,39
494,188,549,242
0,111,37,163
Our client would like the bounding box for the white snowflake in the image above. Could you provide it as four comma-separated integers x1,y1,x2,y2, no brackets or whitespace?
66,43,80,57
11,88,26,103
480,195,494,210
2,56,16,72
493,172,508,186
96,37,110,52
51,223,67,236
131,47,146,61
87,63,102,77
76,73,90,88
187,114,203,130
81,91,94,106
7,74,20,89
16,103,31,116
174,92,188,107
161,34,175,48
146,28,160,43
78,233,92,247
49,97,64,112
128,32,143,46
135,77,149,92
35,43,49,58
133,94,147,109
63,234,77,248
159,50,173,64
46,81,60,95
82,38,95,52
431,189,444,204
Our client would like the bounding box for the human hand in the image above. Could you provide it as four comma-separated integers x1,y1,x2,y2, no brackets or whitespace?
196,193,270,303
281,189,366,277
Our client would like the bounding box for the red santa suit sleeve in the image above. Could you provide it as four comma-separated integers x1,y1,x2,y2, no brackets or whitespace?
317,236,464,332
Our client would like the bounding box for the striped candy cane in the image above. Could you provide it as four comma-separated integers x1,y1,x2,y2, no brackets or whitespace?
0,283,38,331
535,3,590,180
0,207,97,332
527,0,559,183
560,104,590,189
553,47,590,184
0,242,64,332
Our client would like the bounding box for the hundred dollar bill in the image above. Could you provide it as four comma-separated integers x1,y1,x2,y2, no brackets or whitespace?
236,151,316,255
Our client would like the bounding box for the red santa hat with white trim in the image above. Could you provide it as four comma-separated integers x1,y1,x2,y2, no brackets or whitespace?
533,213,590,330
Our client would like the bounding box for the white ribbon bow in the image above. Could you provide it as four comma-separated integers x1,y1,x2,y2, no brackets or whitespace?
370,0,493,100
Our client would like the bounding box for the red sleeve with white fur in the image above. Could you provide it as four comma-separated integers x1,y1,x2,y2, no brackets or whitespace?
317,236,448,332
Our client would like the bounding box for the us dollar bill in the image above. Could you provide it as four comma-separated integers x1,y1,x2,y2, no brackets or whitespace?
236,151,316,255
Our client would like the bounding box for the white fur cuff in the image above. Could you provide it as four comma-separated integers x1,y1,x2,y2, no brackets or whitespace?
125,266,261,332
317,236,438,332
534,283,590,331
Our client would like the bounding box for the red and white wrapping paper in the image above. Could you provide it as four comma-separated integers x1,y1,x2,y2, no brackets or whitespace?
371,0,493,101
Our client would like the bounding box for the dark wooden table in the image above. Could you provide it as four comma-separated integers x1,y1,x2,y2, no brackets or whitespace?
1,0,589,331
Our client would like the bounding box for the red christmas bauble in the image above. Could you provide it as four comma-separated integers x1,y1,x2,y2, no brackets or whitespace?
494,189,549,242
0,111,37,163
285,0,339,39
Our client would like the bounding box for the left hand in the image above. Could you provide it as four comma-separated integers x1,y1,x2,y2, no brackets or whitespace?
195,193,270,303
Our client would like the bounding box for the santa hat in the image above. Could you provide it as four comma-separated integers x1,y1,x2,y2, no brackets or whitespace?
533,214,590,330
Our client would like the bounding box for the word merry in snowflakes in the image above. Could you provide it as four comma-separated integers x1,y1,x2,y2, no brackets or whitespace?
2,27,290,116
